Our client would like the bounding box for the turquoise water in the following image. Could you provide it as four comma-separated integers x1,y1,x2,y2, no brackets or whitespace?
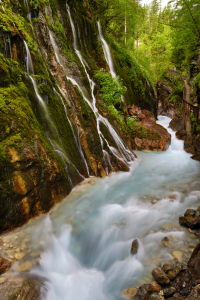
2,116,200,300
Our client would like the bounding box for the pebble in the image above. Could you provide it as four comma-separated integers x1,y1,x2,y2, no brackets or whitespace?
171,250,183,262
188,243,195,248
15,248,20,252
16,261,32,272
15,252,25,260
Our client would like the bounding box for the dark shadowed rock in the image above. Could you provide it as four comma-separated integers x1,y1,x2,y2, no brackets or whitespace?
188,243,200,276
134,284,150,300
179,215,200,228
131,239,139,255
0,256,11,274
163,286,176,297
167,265,182,280
184,209,196,217
152,268,170,285
161,263,174,273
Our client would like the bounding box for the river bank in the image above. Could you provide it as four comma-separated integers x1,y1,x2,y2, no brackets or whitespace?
0,116,199,299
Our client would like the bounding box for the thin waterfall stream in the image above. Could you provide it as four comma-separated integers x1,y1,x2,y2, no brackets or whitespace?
1,116,200,300
23,40,85,185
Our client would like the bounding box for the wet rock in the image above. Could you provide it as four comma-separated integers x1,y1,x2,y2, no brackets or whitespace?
180,288,190,296
169,116,184,132
184,209,196,217
188,243,200,276
149,291,164,300
162,237,174,247
167,265,182,280
122,287,138,298
16,261,32,272
161,263,174,273
171,250,183,262
152,268,170,285
134,284,150,300
0,256,11,274
150,281,161,292
187,284,200,299
179,215,200,228
15,252,25,260
163,286,176,297
131,239,139,255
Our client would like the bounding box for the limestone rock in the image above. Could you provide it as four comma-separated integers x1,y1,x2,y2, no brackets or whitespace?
131,239,139,255
171,250,183,262
152,268,170,285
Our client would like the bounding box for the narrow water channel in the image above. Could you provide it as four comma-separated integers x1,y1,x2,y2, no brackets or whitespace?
1,116,200,300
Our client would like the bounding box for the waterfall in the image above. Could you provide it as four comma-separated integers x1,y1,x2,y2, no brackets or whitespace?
97,21,116,78
23,41,85,185
24,40,34,74
66,5,134,165
53,88,90,177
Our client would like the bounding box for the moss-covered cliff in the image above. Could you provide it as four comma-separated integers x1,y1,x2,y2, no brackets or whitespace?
0,0,160,232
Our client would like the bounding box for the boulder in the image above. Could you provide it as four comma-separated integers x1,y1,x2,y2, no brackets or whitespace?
169,116,184,132
0,256,11,274
179,215,200,228
152,268,170,285
131,239,139,255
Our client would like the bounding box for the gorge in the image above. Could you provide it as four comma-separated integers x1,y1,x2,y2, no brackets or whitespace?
0,0,200,299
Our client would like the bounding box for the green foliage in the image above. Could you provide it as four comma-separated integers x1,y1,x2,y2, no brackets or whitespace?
95,69,126,105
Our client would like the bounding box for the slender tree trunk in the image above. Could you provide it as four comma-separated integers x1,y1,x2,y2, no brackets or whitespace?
125,10,127,45
136,0,139,62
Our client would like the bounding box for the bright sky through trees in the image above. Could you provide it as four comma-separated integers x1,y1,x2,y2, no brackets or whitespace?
141,0,169,7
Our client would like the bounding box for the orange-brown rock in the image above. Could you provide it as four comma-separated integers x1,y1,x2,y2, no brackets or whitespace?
0,256,11,274
128,105,171,151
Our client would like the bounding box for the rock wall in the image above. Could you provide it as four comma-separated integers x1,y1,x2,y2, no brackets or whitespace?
0,0,161,232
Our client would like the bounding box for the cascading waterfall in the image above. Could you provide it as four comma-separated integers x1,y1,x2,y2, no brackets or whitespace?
53,88,90,176
97,21,116,78
23,40,85,185
66,4,134,165
97,21,125,103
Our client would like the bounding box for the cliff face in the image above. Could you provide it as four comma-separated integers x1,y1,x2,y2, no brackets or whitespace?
0,0,159,232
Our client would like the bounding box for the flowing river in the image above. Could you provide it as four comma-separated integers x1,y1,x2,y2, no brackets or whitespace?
1,116,200,300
